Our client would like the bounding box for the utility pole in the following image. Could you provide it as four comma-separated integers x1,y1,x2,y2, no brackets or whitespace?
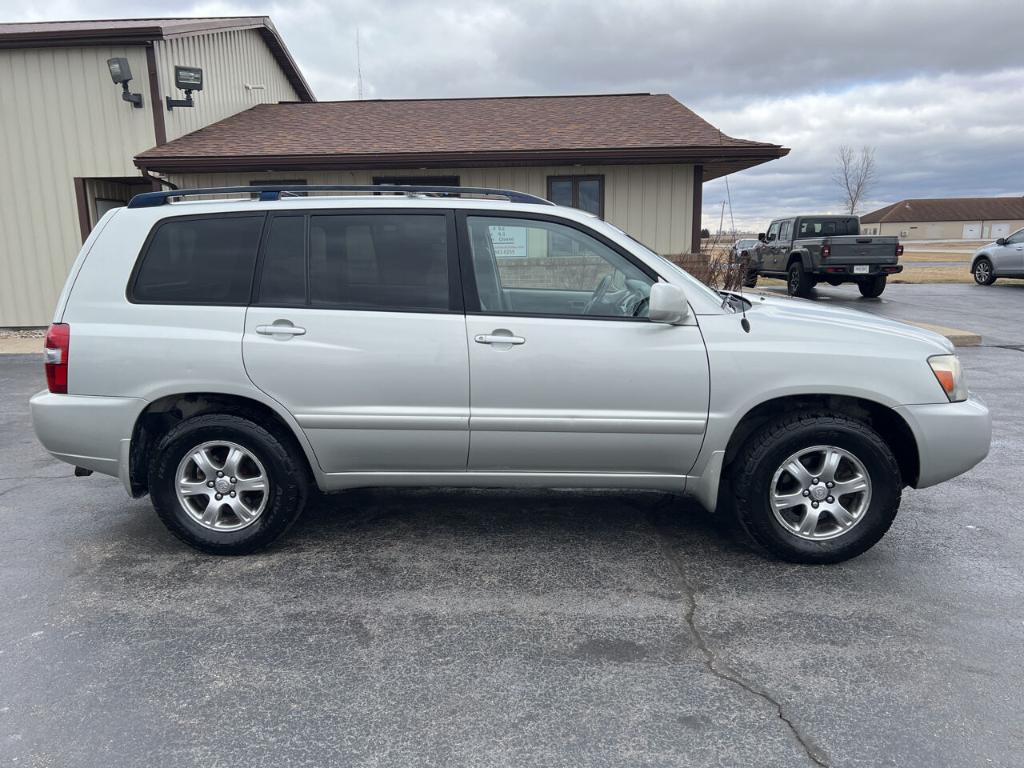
356,28,364,99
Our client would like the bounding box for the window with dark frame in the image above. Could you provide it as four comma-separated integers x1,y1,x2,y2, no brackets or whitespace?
546,175,605,218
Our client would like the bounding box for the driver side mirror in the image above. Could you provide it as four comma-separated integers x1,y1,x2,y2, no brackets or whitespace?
757,232,766,242
648,283,690,325
996,238,1007,245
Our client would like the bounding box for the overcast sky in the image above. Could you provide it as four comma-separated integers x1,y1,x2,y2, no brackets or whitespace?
6,0,1024,230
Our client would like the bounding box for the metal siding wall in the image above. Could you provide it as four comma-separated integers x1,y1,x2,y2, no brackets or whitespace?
0,46,156,326
169,164,695,254
156,29,300,142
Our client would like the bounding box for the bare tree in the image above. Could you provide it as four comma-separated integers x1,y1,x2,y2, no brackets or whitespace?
833,145,877,214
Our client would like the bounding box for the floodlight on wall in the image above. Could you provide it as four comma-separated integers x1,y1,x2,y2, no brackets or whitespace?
166,66,203,111
106,57,143,108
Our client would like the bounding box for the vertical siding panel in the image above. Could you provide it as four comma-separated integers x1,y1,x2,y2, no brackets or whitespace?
0,45,156,325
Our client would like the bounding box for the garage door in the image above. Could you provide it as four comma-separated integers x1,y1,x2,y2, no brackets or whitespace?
991,223,1011,239
962,223,981,239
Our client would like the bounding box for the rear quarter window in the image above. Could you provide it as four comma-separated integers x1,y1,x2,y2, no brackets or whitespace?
130,214,264,304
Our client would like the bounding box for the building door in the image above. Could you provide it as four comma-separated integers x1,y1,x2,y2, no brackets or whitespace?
74,177,152,241
459,212,709,478
991,223,1011,239
243,210,470,474
962,223,981,239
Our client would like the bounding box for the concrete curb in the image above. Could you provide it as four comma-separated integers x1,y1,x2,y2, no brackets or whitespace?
905,321,982,347
0,338,42,355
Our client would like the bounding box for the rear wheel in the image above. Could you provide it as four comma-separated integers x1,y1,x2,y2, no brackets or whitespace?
727,412,902,564
787,261,815,297
858,275,887,298
148,413,309,554
973,258,996,285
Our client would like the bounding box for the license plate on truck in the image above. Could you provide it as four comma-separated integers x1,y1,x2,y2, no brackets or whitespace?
853,265,870,274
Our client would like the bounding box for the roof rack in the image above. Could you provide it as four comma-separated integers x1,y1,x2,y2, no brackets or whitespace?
126,184,554,208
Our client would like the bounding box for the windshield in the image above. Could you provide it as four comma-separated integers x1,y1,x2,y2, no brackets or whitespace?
797,218,858,237
737,239,757,248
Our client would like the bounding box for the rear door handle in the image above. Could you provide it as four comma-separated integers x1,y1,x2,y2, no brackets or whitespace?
474,333,525,345
256,322,306,337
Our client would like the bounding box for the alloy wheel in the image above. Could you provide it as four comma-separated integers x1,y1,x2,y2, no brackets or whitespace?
175,441,269,531
769,445,872,541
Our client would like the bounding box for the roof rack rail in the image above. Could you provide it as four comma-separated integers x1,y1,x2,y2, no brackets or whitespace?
126,184,554,209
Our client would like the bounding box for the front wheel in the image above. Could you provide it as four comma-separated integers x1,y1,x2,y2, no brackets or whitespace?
973,258,996,285
743,270,759,288
787,262,815,297
858,275,887,298
148,413,309,554
727,412,902,564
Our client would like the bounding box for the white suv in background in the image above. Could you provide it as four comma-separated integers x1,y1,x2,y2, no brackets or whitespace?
31,185,991,563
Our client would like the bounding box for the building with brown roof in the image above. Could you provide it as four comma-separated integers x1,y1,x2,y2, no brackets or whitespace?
134,93,786,264
0,18,787,326
860,197,1024,241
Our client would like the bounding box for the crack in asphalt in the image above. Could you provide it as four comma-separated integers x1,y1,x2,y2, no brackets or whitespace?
648,515,832,768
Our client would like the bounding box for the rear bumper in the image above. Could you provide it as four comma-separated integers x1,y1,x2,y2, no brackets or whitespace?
29,391,145,491
813,264,903,277
896,394,991,488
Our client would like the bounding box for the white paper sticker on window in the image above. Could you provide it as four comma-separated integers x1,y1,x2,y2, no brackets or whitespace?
489,225,528,258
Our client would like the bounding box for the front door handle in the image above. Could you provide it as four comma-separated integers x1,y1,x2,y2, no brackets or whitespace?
256,321,306,337
474,332,525,346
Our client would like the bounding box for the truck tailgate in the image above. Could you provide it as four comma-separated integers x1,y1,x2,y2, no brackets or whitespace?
826,236,899,264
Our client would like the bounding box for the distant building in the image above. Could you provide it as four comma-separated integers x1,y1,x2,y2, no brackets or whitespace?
860,197,1024,240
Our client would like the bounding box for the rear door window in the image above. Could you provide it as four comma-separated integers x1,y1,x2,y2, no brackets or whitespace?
255,212,453,312
131,215,264,304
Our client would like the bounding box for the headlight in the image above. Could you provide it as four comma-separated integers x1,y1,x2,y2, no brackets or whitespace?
928,354,968,402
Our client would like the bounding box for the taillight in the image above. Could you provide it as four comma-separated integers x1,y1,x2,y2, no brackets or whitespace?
822,244,831,258
44,323,70,394
896,244,904,257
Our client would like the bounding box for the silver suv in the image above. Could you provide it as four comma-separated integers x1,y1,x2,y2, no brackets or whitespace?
31,185,991,563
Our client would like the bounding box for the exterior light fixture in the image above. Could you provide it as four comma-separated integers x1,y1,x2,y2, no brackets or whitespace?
166,66,203,111
106,57,143,108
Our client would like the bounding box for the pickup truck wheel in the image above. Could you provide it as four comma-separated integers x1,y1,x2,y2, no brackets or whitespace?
148,413,309,555
728,412,902,564
973,258,996,285
787,262,815,297
743,271,758,288
858,275,887,298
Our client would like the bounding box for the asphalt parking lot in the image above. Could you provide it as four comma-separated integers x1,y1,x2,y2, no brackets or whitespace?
2,283,1023,767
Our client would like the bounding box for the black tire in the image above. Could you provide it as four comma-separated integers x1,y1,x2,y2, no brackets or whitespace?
973,258,996,286
858,275,887,298
148,413,309,555
787,261,815,297
743,271,759,288
727,412,902,564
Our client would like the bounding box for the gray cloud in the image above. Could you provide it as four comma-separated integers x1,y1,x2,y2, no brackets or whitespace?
5,0,1023,230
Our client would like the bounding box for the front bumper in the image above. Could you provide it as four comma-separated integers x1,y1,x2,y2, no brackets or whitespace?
896,394,991,488
30,391,146,492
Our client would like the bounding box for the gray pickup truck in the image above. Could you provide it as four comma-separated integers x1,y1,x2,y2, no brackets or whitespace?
750,215,903,297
